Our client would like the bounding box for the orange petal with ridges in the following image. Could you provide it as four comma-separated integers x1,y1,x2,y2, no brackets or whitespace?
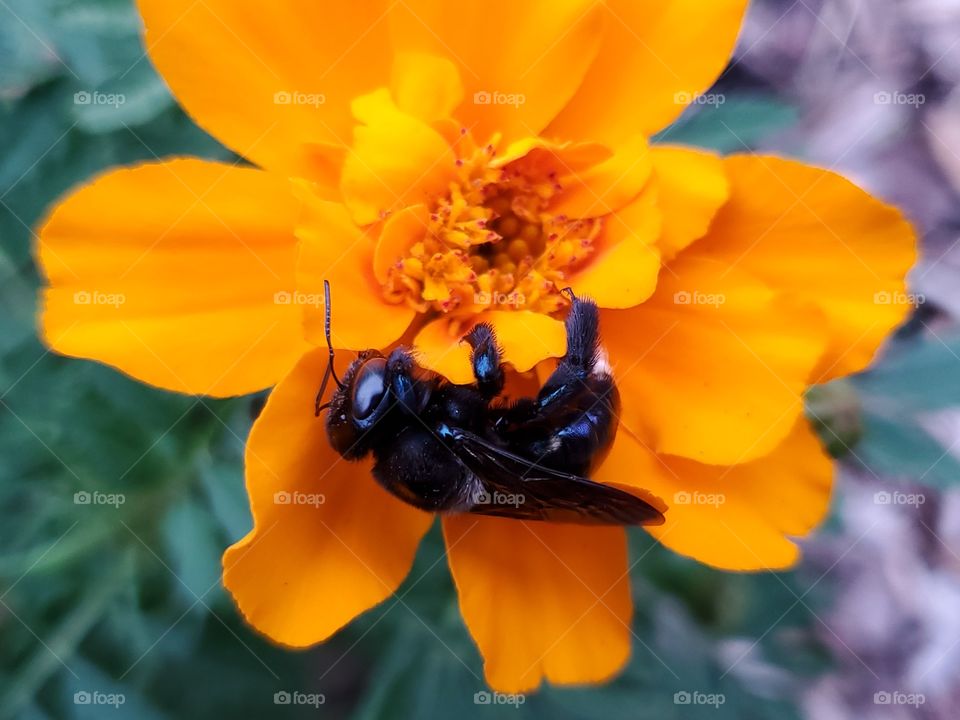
414,312,566,385
547,0,749,143
443,515,631,692
295,192,415,351
136,0,393,181
223,348,433,646
391,52,464,124
389,0,605,144
341,89,457,226
550,135,653,219
568,186,662,309
373,204,429,284
690,154,918,381
601,256,828,465
650,145,730,260
596,420,833,570
38,159,309,397
491,137,610,171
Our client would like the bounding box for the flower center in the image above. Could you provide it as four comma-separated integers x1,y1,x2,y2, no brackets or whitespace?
382,131,602,316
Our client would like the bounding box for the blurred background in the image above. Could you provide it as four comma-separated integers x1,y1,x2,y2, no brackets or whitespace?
2,0,960,717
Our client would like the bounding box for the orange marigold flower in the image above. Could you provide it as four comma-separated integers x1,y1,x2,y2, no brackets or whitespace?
35,0,917,693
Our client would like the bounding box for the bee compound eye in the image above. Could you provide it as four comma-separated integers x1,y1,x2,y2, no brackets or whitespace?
351,356,388,420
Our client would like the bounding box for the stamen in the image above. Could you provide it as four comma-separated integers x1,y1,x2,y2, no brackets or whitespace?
382,132,602,316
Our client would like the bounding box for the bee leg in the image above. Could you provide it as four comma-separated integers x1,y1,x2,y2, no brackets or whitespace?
535,294,603,407
521,294,617,475
384,347,429,413
463,322,504,400
559,289,600,376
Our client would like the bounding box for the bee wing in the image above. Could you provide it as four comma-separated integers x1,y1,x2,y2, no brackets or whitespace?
446,427,666,526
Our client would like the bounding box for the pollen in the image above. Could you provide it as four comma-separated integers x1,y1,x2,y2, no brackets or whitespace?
381,132,602,316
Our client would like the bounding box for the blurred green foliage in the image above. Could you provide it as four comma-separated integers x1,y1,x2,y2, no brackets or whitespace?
0,1,954,719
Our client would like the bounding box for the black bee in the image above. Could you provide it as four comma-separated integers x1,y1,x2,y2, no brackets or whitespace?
315,282,665,526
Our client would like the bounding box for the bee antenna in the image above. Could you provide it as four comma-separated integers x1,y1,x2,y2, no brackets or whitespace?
323,281,343,388
314,280,342,417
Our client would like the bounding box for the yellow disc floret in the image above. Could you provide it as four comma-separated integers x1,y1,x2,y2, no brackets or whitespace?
382,131,602,316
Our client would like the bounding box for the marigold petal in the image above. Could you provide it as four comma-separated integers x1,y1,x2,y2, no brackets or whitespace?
601,256,828,464
391,52,464,124
373,204,429,284
414,312,566,385
486,312,568,372
38,159,309,397
550,135,653,220
596,420,833,570
223,348,433,646
136,0,394,180
443,516,631,692
567,187,662,309
650,145,730,260
413,318,474,384
340,89,457,226
389,0,605,143
491,137,610,171
547,0,748,142
691,155,918,380
295,193,415,350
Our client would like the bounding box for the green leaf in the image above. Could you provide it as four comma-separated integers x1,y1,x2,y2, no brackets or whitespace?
62,656,168,720
198,455,252,544
0,0,61,99
71,60,174,133
161,497,225,610
654,96,799,153
0,562,127,718
853,334,960,413
49,0,143,86
853,410,960,488
834,334,960,488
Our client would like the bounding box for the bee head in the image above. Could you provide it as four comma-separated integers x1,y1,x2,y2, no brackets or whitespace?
313,281,412,459
324,350,394,459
